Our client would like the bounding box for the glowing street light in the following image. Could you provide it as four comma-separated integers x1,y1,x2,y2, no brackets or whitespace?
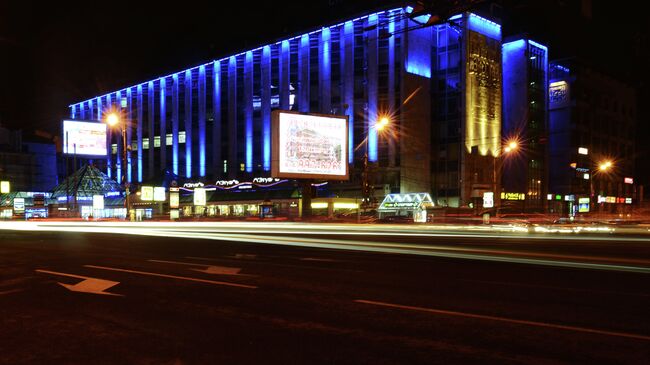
375,116,390,131
504,140,518,153
106,113,119,127
599,160,612,171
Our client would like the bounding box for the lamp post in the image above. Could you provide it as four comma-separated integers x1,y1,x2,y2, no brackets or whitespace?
106,113,130,220
493,139,518,213
359,115,392,214
591,160,613,216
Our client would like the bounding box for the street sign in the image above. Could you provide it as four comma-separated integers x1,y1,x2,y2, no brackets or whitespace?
153,187,166,202
483,192,494,208
194,188,206,206
0,181,10,194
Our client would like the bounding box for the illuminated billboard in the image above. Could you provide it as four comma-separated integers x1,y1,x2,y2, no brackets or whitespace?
272,111,348,180
62,120,107,156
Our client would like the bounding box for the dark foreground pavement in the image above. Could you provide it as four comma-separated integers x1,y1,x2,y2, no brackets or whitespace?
1,230,649,364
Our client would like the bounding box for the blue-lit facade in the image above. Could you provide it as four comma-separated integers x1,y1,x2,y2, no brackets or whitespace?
69,8,506,209
502,37,548,210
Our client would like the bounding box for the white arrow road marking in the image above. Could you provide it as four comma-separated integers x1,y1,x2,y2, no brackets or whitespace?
35,269,123,296
84,265,257,289
148,259,247,276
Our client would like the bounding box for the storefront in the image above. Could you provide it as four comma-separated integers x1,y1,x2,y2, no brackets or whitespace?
378,193,434,223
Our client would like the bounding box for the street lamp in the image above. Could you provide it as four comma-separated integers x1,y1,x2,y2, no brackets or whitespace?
105,112,130,220
359,115,392,211
493,138,519,213
591,159,614,215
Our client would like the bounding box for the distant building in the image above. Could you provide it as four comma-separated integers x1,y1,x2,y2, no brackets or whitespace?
0,126,58,192
548,59,637,214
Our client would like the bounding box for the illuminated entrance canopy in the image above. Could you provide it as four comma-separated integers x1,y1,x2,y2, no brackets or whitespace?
378,193,434,211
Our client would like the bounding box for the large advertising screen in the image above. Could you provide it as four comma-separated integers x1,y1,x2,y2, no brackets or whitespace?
272,111,348,180
62,120,107,156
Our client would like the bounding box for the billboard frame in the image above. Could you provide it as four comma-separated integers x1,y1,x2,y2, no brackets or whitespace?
61,119,108,158
271,110,349,181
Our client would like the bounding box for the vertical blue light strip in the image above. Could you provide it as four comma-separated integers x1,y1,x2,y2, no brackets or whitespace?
80,102,86,120
227,56,237,178
212,61,222,175
342,20,354,163
159,78,167,171
280,40,290,110
319,27,331,113
298,34,310,112
89,99,94,120
172,74,179,176
106,94,112,178
244,51,253,173
116,90,122,184
126,88,132,183
70,106,75,119
261,46,271,171
367,14,378,162
184,70,192,178
198,65,206,177
147,81,154,179
137,85,143,182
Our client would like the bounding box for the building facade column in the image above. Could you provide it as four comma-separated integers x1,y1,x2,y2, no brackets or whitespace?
319,27,331,114
279,40,290,111
212,61,222,176
298,34,310,113
261,45,271,171
184,69,193,178
228,56,238,178
244,51,253,173
198,65,206,177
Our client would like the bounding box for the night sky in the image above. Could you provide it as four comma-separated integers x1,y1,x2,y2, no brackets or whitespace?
1,0,648,181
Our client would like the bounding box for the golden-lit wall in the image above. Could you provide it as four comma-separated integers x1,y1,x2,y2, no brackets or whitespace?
465,30,501,157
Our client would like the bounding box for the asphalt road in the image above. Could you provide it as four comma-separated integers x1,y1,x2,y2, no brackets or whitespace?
1,227,649,364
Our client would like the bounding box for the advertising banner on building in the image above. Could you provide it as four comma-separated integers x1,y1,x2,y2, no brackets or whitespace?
193,188,206,206
465,26,501,157
272,111,348,180
62,120,107,156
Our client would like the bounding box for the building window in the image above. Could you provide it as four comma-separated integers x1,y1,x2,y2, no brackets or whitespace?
143,138,149,150
223,160,227,173
154,136,161,148
179,131,186,144
240,163,245,172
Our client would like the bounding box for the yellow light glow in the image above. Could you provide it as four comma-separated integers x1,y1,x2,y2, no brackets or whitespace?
333,202,359,209
106,113,119,126
375,116,390,131
311,202,328,209
508,141,518,150
0,181,9,194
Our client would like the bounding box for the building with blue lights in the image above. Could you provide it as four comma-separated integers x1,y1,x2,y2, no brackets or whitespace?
501,37,548,211
68,7,511,212
548,59,638,214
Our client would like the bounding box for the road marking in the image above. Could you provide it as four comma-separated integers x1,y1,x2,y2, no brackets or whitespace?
299,257,339,262
148,259,245,276
84,265,256,289
355,299,650,342
35,269,122,296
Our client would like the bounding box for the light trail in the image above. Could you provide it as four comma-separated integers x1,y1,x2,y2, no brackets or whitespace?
2,221,649,273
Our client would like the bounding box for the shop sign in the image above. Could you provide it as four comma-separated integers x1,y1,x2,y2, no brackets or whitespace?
0,181,10,194
382,202,418,209
501,192,525,201
141,186,154,201
153,187,166,202
170,192,179,209
93,195,104,210
625,198,632,204
578,197,589,213
483,192,494,208
13,198,25,212
194,188,206,206
183,182,204,188
624,177,634,184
